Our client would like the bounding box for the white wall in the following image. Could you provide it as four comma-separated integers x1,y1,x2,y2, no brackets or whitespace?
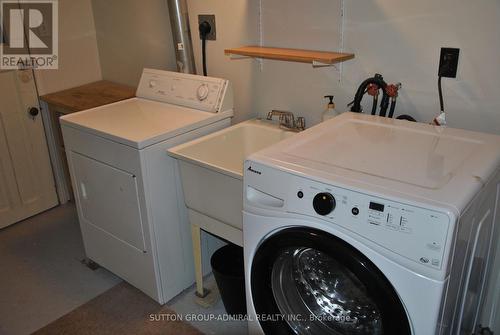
35,0,102,95
91,0,177,87
187,0,500,134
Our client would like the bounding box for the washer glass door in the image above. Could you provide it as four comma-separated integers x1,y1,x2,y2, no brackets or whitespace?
251,228,411,335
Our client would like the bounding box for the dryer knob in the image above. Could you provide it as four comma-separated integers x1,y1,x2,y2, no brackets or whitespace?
196,84,209,101
313,192,336,216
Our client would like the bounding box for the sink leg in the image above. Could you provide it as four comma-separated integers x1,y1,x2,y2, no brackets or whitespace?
192,224,209,298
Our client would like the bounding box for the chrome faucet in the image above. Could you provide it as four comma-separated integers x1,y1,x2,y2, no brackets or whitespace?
266,110,306,132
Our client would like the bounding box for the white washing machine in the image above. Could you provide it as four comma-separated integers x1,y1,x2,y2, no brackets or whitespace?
60,69,233,304
243,113,500,334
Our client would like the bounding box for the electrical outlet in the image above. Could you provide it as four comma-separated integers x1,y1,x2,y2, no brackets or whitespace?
438,47,460,78
198,15,216,41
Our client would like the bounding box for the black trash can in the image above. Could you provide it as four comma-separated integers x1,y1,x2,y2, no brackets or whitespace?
211,244,247,316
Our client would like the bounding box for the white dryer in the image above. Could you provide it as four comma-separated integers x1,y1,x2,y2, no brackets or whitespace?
243,113,500,334
61,69,233,304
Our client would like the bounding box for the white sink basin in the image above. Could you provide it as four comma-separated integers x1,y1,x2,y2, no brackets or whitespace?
168,119,295,238
169,119,294,180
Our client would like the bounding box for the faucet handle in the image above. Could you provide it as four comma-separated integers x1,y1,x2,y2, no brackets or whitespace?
267,109,292,121
296,117,306,130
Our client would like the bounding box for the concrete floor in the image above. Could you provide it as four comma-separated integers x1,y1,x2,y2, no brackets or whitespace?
0,204,247,335
0,204,121,335
168,276,247,335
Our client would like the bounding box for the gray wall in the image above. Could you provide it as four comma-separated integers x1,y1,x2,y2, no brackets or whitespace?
91,0,177,87
187,0,500,134
35,0,102,95
89,0,500,133
187,0,260,124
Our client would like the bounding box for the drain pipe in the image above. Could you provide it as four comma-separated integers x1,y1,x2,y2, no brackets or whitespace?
167,0,196,74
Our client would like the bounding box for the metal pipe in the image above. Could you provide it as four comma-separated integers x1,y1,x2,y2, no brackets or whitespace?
167,0,196,74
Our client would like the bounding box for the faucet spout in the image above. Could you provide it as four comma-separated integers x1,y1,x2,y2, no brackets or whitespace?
266,110,306,132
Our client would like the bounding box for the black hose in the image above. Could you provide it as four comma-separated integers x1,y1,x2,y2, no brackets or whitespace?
396,114,416,122
350,74,390,116
379,93,389,117
202,36,207,76
371,95,378,115
438,76,444,113
388,99,396,118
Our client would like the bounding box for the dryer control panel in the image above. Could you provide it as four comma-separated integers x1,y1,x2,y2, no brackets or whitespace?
136,68,230,113
244,162,452,272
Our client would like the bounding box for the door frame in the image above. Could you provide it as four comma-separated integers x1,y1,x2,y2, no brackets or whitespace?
39,99,71,203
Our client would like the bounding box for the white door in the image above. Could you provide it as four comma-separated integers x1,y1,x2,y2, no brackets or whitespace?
0,69,58,228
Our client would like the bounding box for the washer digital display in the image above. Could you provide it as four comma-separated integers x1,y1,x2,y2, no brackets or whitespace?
369,202,385,212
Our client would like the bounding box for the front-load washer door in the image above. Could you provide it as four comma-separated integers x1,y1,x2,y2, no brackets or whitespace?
251,227,411,335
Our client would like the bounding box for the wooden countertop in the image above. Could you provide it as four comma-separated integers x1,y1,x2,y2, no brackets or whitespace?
40,80,136,113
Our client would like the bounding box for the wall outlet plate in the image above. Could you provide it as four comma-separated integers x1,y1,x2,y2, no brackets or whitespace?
438,47,460,78
198,15,216,41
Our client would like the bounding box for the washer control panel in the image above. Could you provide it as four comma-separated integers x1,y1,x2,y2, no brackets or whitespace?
137,69,228,112
287,177,451,270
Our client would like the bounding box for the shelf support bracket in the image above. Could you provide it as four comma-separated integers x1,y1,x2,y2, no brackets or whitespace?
312,60,339,70
228,54,252,60
227,53,263,71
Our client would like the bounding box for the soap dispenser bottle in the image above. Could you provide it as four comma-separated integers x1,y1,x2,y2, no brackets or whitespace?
322,95,339,121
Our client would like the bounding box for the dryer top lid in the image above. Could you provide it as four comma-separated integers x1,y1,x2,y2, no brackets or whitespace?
60,98,230,149
249,113,500,212
59,69,234,149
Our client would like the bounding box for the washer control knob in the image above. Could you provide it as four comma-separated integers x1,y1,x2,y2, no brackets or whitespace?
313,193,336,216
196,84,209,101
149,80,156,88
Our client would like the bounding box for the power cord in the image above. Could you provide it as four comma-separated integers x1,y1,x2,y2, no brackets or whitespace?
199,21,211,76
438,75,444,114
437,54,453,115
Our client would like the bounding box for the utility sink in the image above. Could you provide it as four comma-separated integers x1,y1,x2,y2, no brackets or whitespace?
168,119,295,241
168,119,296,298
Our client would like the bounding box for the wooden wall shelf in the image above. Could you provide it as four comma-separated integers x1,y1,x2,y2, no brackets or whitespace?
224,46,354,66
